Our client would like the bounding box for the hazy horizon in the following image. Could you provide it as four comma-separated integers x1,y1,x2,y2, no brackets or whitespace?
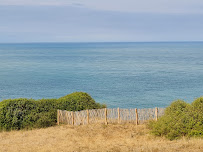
0,0,203,43
1,41,203,44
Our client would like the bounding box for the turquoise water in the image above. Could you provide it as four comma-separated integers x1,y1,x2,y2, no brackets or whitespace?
0,42,202,108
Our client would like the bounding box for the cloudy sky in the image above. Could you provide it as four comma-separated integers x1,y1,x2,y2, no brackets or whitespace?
0,0,203,42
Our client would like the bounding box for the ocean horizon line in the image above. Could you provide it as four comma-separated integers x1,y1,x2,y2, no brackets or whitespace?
0,40,203,45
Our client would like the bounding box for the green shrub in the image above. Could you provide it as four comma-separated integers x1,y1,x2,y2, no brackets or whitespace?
148,97,203,140
0,98,37,130
0,92,105,131
191,97,203,114
189,97,203,137
27,99,58,128
57,92,106,111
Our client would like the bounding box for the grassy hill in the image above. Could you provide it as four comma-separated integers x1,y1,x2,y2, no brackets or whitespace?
0,123,202,152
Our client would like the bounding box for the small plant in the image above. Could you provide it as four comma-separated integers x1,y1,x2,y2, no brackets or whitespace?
148,97,203,140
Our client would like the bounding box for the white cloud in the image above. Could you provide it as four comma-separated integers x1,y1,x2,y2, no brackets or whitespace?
0,0,203,14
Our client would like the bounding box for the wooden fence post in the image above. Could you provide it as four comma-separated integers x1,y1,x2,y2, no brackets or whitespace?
72,111,74,126
118,107,120,124
155,107,158,121
57,110,60,125
66,111,68,124
135,108,138,125
105,108,107,125
87,109,89,125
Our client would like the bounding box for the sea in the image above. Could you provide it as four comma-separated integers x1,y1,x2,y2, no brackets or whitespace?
0,42,202,108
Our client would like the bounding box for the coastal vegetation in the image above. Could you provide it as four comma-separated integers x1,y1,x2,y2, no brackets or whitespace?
0,92,106,131
148,97,203,140
0,92,202,142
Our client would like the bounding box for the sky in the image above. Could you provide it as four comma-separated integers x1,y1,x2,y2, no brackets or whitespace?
0,0,203,42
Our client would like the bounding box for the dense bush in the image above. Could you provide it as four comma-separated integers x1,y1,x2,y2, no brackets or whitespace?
148,97,203,140
0,98,36,130
0,92,105,131
189,97,203,137
58,92,106,111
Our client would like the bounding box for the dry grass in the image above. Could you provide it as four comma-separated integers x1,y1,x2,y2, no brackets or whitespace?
0,123,202,152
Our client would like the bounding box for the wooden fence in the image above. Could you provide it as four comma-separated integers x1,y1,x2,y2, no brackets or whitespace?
57,107,165,126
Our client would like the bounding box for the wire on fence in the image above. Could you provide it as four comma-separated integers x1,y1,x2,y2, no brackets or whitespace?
57,107,165,126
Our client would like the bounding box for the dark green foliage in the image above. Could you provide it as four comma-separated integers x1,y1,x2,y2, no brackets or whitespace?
0,98,37,130
189,97,203,137
0,92,105,131
57,92,106,111
148,97,203,140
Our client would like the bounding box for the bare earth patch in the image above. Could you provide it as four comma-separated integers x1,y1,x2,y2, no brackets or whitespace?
0,124,202,152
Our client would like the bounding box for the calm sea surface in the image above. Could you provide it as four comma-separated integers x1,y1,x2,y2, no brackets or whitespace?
0,42,202,108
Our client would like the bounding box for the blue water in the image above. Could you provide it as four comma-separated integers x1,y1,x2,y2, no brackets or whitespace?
0,42,202,108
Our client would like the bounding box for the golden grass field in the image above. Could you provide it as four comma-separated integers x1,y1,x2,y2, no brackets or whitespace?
0,123,202,152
